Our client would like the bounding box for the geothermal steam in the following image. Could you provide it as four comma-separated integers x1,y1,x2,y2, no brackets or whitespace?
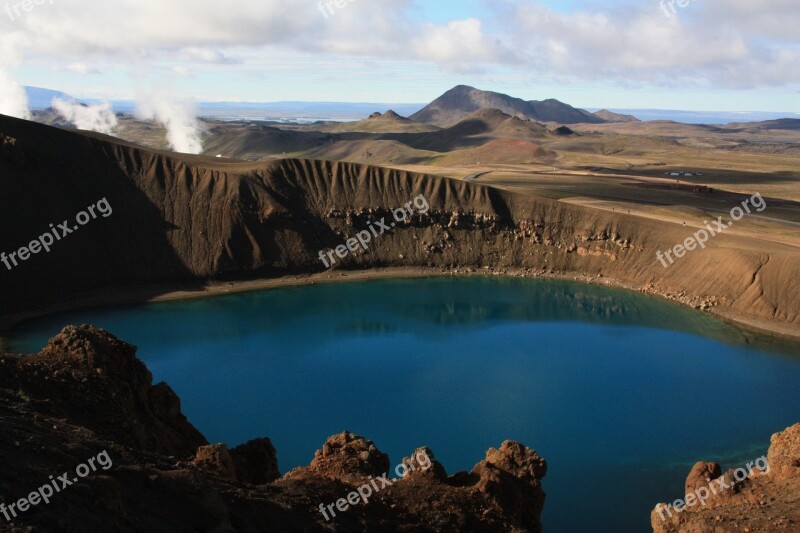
136,96,203,154
52,98,118,134
0,71,30,119
0,34,30,120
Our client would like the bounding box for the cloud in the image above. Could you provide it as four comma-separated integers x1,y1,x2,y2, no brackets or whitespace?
412,19,518,73
177,47,237,64
64,62,102,75
1,0,799,107
173,66,192,77
52,98,117,134
495,0,800,88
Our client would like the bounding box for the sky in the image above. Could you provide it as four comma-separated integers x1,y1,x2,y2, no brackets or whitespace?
1,0,800,114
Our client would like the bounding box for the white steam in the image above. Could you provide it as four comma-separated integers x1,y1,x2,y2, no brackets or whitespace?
0,34,30,119
52,98,118,134
0,71,30,119
135,96,203,154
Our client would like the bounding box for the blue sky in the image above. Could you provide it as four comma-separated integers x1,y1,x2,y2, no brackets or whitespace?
2,0,800,114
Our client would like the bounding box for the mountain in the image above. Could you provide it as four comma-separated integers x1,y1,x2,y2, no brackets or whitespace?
192,101,426,121
593,109,640,123
24,86,80,110
410,85,605,126
722,118,800,131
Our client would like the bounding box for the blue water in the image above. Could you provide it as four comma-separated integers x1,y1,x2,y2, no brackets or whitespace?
7,277,800,532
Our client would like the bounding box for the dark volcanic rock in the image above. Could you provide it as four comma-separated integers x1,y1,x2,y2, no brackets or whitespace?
230,438,280,484
193,443,238,481
472,441,548,530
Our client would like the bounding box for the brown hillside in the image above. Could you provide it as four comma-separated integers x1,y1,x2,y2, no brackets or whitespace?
0,114,798,338
201,123,335,159
299,139,437,165
430,139,557,166
315,110,439,134
383,109,550,152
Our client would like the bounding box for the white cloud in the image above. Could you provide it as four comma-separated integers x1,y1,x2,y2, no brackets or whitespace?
496,0,800,88
64,63,102,75
178,47,236,64
412,19,517,73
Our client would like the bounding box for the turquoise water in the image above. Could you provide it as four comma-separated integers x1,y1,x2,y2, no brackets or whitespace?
8,277,800,532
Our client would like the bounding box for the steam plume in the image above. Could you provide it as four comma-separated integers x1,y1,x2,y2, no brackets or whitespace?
52,98,118,134
135,95,203,154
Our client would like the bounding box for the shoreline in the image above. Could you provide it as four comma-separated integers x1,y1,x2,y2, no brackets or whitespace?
1,267,799,349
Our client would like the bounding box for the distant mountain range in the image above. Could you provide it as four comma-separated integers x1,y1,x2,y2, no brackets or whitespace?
587,108,800,125
24,86,80,109
23,85,800,125
592,109,640,123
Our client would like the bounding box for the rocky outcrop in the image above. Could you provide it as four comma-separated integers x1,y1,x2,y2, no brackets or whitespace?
193,443,238,481
284,430,390,484
0,325,206,457
652,423,800,532
472,441,548,530
230,438,280,484
0,326,548,531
